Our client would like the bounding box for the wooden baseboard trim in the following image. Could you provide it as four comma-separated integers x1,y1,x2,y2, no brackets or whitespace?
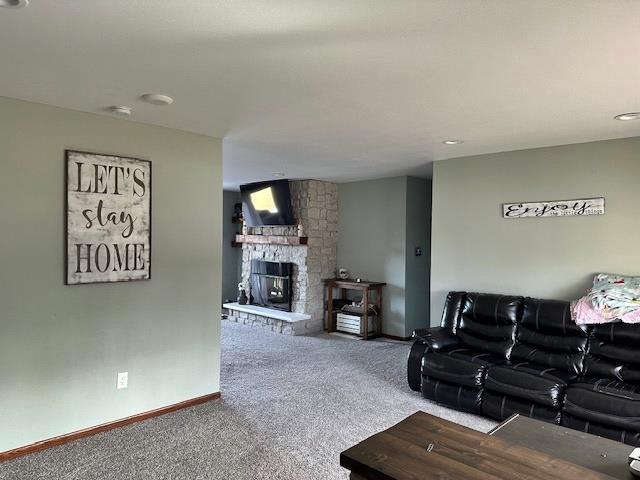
0,391,221,462
381,333,411,341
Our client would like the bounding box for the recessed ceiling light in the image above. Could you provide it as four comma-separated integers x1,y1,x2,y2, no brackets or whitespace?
0,0,29,8
614,112,640,121
108,106,132,116
140,93,174,106
442,139,463,145
272,172,285,178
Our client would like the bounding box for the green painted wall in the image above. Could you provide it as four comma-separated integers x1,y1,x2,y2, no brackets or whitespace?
431,137,640,325
338,178,407,337
0,97,222,453
337,176,431,338
222,191,241,303
404,177,431,336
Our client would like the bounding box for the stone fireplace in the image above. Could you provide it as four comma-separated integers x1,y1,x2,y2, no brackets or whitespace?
225,180,338,335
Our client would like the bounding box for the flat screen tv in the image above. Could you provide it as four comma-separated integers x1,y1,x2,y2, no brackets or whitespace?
240,180,295,227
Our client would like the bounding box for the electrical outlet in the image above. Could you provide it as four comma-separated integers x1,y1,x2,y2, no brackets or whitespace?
117,371,128,390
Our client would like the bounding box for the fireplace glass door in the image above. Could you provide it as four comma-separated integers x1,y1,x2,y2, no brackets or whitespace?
249,260,293,312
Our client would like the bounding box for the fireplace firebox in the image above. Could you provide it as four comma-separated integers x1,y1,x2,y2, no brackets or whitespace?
249,260,293,312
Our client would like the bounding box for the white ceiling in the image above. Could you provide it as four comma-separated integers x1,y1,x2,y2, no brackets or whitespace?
1,1,640,189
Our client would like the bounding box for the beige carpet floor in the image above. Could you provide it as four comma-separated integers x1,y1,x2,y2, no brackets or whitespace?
0,320,495,479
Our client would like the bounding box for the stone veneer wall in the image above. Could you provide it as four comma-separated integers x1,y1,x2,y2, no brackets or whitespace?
237,180,338,334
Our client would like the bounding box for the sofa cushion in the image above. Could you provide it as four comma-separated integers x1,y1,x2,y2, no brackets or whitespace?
511,298,589,375
482,390,562,424
562,413,640,447
422,347,506,389
564,378,640,432
457,293,522,358
584,323,640,383
485,362,576,409
421,377,483,413
439,291,466,332
441,346,508,367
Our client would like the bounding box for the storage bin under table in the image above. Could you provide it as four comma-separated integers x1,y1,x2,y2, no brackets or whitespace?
336,312,376,336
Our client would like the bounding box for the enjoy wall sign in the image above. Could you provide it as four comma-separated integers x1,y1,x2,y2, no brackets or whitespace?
65,150,151,284
503,197,605,219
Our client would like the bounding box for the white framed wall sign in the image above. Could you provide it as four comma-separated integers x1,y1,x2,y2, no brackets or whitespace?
65,150,151,284
503,197,605,219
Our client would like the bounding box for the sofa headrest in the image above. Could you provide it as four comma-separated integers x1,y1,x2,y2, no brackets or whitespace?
461,293,523,326
521,297,588,336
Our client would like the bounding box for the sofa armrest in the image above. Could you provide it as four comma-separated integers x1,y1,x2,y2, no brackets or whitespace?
412,327,461,352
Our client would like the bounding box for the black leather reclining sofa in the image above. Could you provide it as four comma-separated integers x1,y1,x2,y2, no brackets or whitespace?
408,291,640,446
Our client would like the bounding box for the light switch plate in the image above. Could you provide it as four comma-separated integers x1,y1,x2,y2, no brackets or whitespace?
117,371,128,389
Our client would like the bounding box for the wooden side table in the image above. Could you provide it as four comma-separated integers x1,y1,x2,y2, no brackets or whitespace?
324,278,386,340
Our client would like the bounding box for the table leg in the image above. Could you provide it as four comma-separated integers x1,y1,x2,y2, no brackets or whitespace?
363,287,369,340
377,286,383,336
327,285,334,332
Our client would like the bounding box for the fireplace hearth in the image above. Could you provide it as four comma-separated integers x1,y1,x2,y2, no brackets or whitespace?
249,260,293,312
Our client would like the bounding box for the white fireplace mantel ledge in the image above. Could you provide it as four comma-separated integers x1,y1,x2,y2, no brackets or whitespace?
223,302,311,323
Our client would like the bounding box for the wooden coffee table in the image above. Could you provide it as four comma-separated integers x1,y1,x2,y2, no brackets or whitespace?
490,414,635,479
340,411,628,479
